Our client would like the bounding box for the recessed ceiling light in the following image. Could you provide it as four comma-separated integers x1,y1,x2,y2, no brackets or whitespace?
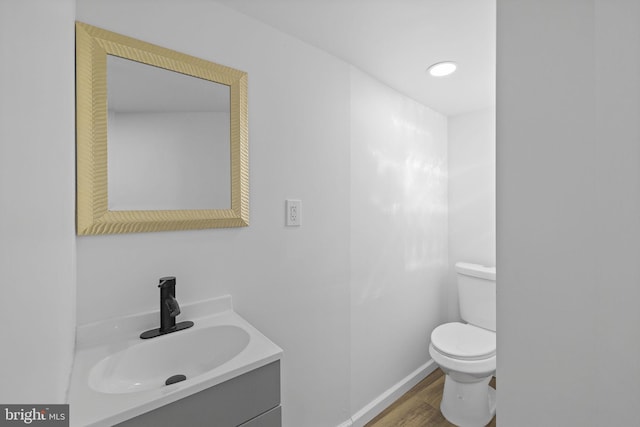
427,61,457,77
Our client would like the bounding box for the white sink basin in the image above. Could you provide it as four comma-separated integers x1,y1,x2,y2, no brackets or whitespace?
69,296,282,427
89,325,250,394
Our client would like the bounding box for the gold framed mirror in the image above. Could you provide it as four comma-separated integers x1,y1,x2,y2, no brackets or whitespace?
75,22,248,235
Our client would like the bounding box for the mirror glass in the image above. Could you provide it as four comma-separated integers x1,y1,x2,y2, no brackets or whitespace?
107,55,231,211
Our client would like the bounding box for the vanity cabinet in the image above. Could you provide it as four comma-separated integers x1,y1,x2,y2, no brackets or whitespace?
114,361,280,427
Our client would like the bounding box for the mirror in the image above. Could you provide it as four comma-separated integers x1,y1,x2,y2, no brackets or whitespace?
76,22,248,235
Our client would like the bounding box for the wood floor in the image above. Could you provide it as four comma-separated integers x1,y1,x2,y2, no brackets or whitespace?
365,368,496,427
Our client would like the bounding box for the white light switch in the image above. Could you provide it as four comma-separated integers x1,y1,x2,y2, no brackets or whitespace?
285,199,301,226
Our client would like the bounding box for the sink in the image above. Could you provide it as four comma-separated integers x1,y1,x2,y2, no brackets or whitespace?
69,295,283,427
89,325,250,394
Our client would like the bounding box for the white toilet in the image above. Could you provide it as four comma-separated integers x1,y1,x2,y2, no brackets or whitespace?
429,262,496,427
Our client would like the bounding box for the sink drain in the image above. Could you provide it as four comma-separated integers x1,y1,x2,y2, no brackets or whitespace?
165,374,187,386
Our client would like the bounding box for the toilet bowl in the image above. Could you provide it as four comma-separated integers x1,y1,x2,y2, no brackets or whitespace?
429,263,496,427
429,322,496,426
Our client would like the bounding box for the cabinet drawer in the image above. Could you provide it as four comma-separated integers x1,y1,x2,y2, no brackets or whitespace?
238,406,281,427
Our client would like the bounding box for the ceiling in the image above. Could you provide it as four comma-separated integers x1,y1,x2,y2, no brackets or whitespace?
213,0,495,117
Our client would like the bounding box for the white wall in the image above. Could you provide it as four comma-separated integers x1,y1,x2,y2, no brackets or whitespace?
498,0,640,425
349,68,449,415
76,1,352,426
448,108,495,318
0,0,76,403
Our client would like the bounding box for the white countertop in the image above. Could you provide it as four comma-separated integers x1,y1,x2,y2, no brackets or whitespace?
67,296,282,427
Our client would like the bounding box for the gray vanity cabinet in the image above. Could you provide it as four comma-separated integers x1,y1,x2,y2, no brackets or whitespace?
114,361,281,427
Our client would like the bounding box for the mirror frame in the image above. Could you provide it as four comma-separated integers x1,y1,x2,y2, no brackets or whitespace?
75,22,249,235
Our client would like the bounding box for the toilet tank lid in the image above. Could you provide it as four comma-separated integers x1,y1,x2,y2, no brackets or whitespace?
455,262,496,280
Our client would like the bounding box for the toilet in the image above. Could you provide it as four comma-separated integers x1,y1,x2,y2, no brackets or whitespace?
429,262,496,427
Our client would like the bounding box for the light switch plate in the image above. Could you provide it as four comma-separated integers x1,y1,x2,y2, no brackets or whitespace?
285,200,301,226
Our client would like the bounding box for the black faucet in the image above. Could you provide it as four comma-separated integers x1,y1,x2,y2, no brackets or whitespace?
140,276,194,339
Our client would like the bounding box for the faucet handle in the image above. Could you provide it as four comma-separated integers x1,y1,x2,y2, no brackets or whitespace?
165,295,181,317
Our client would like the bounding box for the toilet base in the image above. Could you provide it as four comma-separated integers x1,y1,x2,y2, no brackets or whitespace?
440,373,496,427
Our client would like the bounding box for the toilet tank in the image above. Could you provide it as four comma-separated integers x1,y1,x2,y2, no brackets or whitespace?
456,262,496,331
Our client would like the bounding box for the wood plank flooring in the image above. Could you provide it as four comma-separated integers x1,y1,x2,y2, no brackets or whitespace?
365,368,496,427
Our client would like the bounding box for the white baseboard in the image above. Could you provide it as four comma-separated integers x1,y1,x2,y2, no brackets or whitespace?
337,359,437,427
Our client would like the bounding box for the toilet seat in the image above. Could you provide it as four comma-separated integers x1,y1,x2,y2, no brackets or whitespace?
431,322,495,361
